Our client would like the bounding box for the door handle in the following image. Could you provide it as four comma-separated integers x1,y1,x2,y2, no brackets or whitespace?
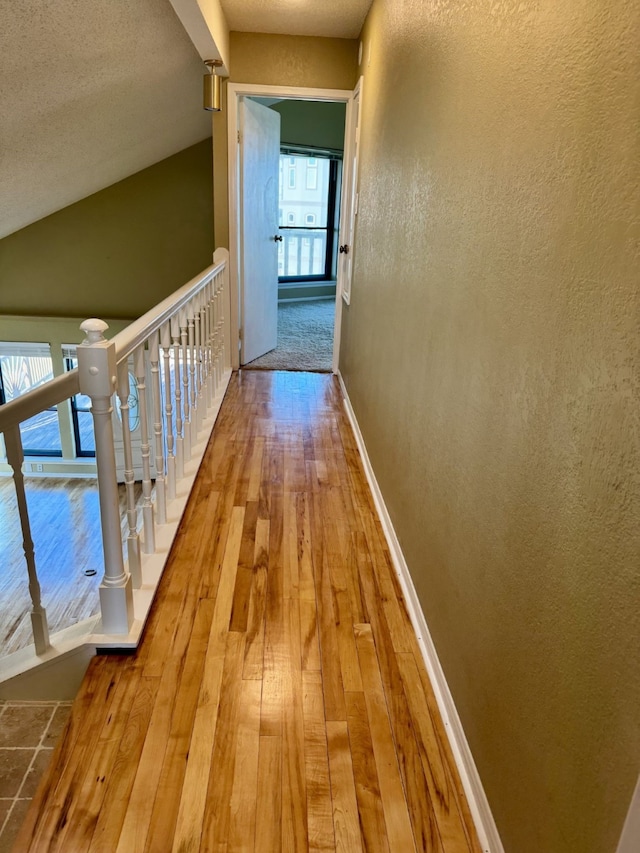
339,244,349,255
273,234,283,242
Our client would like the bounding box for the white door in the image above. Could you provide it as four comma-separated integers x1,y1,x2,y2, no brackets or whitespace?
239,98,281,365
337,80,362,307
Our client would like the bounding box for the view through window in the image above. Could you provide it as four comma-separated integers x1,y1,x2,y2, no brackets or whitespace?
0,342,62,455
278,153,339,280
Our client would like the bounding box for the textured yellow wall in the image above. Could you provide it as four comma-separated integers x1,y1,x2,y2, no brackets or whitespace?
0,139,214,320
339,1,640,851
213,32,358,248
228,32,358,89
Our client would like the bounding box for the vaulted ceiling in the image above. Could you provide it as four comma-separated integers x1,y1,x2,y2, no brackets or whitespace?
0,0,212,239
1,0,371,240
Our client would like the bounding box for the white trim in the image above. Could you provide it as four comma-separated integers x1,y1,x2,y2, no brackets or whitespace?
226,82,356,376
337,77,362,308
337,370,504,853
617,775,640,853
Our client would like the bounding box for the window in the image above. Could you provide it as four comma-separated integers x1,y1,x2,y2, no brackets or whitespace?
63,347,95,457
278,152,340,280
0,342,62,456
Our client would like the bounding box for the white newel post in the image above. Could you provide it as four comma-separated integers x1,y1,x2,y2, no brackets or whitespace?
78,319,134,635
4,426,50,654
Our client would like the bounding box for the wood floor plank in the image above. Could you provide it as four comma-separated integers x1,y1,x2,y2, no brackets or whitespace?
327,721,364,853
51,657,143,853
282,601,307,852
88,676,161,853
255,736,282,853
228,679,262,853
296,491,316,602
201,632,246,852
345,692,390,853
299,596,321,672
17,372,482,853
397,651,477,853
303,671,335,853
230,501,259,632
171,507,245,853
354,623,418,853
315,546,346,723
283,490,300,600
143,598,215,853
243,517,269,679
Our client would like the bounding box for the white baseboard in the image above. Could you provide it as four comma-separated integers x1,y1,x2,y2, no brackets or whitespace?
337,371,503,853
617,775,640,853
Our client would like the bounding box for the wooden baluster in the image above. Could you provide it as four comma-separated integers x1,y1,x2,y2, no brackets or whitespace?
116,361,142,589
149,331,166,525
161,322,176,500
180,310,192,462
78,319,133,635
4,426,50,654
133,343,155,554
188,304,198,445
171,316,184,480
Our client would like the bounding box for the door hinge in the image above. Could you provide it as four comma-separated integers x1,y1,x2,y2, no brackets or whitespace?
237,130,241,144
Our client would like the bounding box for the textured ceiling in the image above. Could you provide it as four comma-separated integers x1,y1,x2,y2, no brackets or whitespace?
0,0,212,239
220,0,372,39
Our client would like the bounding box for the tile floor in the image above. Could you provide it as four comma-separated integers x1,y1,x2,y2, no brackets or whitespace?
0,701,72,852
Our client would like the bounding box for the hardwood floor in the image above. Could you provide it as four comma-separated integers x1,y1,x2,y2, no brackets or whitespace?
0,478,141,656
14,371,482,852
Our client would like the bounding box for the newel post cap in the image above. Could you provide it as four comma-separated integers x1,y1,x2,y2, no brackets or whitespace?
80,318,110,345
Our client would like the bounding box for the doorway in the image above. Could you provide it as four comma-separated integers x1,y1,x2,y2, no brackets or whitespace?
227,82,362,374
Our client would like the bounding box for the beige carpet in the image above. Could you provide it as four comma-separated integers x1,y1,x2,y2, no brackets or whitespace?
244,299,335,372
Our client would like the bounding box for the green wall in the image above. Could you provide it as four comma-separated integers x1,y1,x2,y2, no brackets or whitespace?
0,139,214,320
340,1,639,851
272,100,346,152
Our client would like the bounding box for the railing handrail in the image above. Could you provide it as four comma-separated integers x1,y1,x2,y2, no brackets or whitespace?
113,260,223,363
0,260,226,435
1,250,232,668
0,371,80,433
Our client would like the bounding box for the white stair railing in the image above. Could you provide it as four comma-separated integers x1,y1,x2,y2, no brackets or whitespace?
0,250,232,669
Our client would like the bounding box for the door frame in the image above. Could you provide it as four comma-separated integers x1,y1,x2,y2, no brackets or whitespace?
227,81,360,373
